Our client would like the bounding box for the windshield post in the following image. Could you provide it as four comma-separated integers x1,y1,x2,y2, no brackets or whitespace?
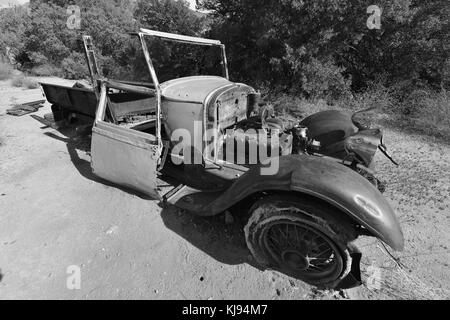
220,44,229,80
139,32,162,150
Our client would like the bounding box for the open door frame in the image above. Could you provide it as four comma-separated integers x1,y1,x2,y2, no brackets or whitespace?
82,35,101,95
90,80,162,199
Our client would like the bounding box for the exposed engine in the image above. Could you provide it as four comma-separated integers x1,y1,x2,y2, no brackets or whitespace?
223,102,398,193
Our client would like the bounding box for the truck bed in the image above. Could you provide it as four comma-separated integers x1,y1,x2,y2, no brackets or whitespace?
40,81,157,127
39,82,98,118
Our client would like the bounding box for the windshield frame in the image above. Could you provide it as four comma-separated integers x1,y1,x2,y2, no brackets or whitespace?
138,28,229,87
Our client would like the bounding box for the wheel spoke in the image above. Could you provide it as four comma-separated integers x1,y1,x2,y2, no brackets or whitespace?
262,219,342,278
312,248,332,259
307,264,326,272
312,241,330,253
278,225,294,248
294,225,300,244
269,235,281,251
268,238,278,252
277,225,288,243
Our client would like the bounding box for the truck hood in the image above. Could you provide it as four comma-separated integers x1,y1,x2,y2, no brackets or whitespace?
160,76,233,103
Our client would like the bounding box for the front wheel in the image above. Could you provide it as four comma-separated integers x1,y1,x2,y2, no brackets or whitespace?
244,195,358,288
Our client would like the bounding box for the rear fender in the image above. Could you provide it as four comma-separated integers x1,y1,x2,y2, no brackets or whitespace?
202,155,404,251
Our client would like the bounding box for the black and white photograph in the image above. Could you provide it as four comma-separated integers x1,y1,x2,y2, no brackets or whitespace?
0,0,448,303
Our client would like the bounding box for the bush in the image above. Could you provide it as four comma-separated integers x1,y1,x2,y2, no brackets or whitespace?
0,62,13,80
342,80,395,112
11,74,25,87
271,94,333,120
28,51,49,66
61,53,89,80
23,77,39,89
11,74,39,89
30,64,62,77
300,58,352,101
404,89,450,138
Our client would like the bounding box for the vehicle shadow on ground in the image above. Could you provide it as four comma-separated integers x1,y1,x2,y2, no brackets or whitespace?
40,124,154,200
160,203,263,269
37,120,262,269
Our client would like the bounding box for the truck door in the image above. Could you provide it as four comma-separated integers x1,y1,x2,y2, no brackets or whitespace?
90,80,162,199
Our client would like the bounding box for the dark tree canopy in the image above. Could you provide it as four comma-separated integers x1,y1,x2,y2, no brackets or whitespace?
199,0,449,95
0,0,448,91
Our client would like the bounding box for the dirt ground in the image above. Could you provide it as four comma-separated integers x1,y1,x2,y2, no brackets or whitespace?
0,77,449,300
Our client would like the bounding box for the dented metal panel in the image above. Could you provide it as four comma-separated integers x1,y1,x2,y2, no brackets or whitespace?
90,81,161,199
91,121,160,199
182,155,403,251
161,76,232,103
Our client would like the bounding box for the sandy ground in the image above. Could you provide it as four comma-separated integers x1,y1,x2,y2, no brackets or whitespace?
0,77,449,300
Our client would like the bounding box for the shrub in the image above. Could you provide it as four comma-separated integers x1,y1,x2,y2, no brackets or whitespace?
61,53,89,80
11,74,39,89
30,64,63,77
300,58,352,101
405,89,450,138
11,74,25,87
22,77,39,89
28,52,49,66
0,62,13,80
271,94,333,119
342,80,395,113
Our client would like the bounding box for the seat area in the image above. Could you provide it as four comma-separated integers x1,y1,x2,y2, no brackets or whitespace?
106,91,157,134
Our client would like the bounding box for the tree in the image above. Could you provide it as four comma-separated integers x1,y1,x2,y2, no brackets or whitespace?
199,0,449,94
135,0,204,36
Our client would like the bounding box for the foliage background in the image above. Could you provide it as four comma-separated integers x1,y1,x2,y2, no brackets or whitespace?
0,0,449,137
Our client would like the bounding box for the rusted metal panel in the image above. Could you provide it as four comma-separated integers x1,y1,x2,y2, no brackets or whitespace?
300,110,358,146
216,86,252,129
90,82,161,199
82,35,101,92
140,28,222,46
179,155,403,251
91,121,160,199
161,76,231,104
39,82,97,117
162,100,203,148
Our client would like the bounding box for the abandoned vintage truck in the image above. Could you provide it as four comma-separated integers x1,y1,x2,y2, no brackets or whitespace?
39,29,404,288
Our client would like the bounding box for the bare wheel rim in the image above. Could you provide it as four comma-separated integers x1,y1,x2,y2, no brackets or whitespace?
260,219,344,280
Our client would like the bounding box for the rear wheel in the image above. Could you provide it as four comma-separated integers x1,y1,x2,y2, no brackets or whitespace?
244,195,357,288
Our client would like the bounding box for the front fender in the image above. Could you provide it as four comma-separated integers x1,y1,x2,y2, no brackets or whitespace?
288,155,404,251
204,154,404,251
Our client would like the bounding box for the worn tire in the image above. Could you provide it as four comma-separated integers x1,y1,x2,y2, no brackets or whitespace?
244,194,358,288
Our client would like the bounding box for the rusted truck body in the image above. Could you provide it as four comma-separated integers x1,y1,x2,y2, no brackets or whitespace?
39,29,404,289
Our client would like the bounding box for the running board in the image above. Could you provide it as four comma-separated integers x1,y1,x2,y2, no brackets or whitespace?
163,184,223,213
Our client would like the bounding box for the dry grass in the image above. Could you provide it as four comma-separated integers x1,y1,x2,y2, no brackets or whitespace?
272,94,339,119
270,86,450,140
406,90,450,138
10,75,39,89
0,62,13,80
359,243,449,300
30,64,62,77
